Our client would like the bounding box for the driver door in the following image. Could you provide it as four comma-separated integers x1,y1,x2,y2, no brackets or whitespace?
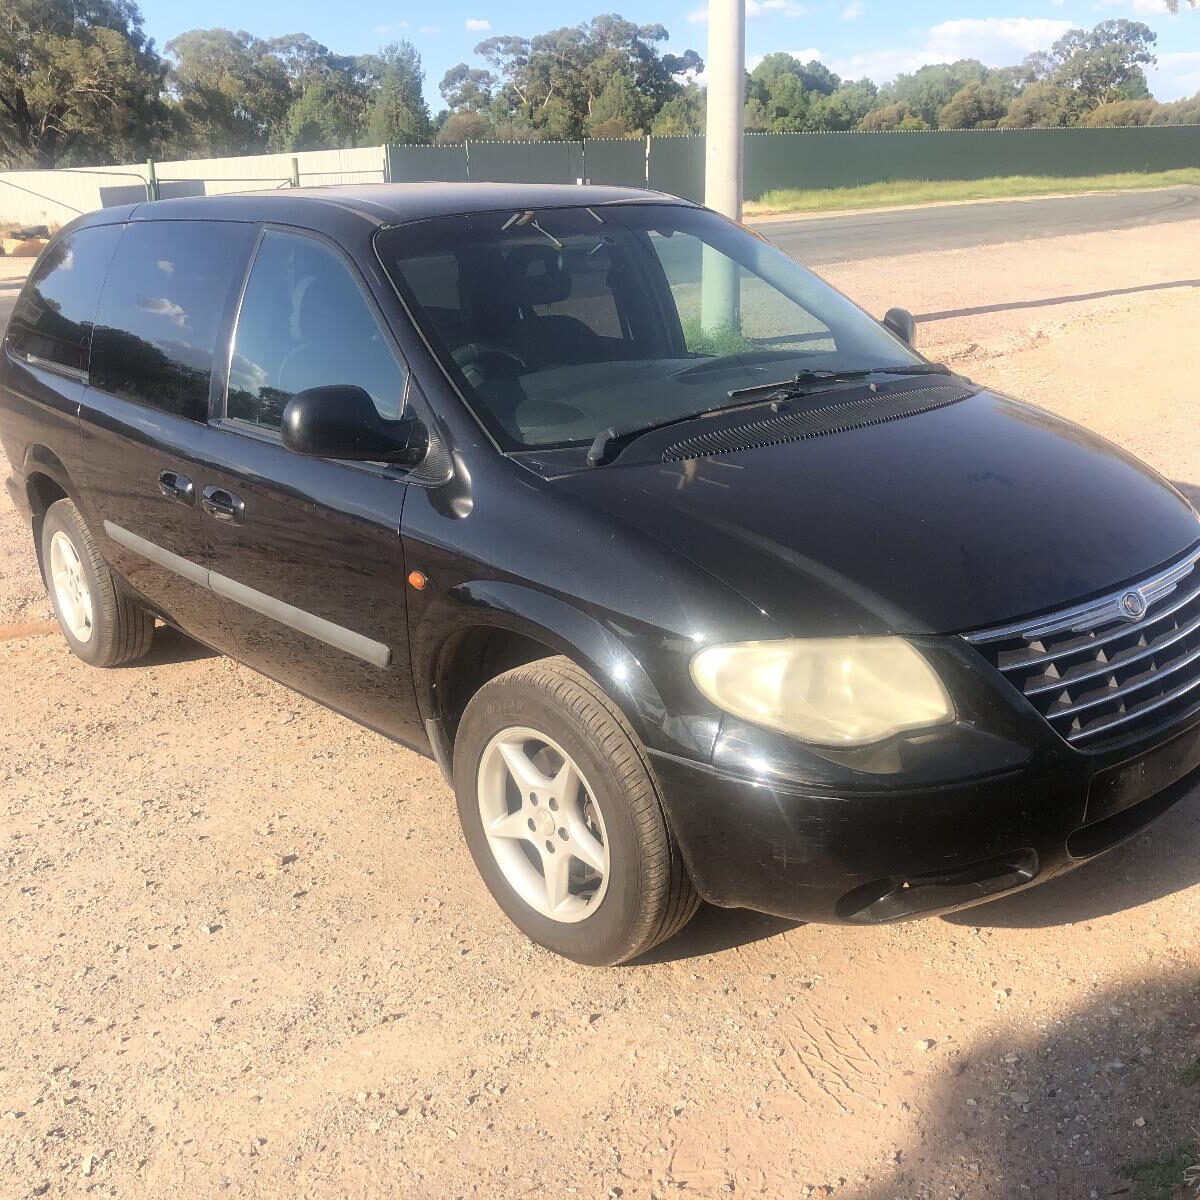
198,226,424,745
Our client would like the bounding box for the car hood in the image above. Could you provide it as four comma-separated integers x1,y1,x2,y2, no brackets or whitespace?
551,389,1200,636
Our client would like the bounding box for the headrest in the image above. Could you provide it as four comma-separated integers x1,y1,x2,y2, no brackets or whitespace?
507,244,571,307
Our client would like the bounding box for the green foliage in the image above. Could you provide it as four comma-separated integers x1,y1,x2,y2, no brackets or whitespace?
365,42,432,146
681,318,755,357
1118,1143,1198,1200
588,73,640,136
651,83,705,136
0,0,169,167
939,81,1011,129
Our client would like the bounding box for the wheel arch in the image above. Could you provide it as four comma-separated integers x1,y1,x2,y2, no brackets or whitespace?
22,447,85,577
420,582,673,759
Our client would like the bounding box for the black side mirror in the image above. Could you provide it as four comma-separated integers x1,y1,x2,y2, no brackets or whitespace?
281,385,427,465
882,307,917,347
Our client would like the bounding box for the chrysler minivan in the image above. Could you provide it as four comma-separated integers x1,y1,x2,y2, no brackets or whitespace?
3,183,1198,964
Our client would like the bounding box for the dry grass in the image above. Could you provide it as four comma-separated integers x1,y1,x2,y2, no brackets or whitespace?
746,168,1200,216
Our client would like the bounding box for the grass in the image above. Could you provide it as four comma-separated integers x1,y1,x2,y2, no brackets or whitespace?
1119,1143,1200,1199
1181,1058,1200,1088
744,167,1200,216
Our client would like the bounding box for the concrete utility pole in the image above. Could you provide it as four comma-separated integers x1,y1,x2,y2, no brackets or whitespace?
701,0,745,334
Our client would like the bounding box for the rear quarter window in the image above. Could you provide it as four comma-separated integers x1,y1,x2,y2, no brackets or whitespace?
6,225,122,378
90,220,255,421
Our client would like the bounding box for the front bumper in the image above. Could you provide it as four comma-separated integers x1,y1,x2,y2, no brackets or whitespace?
647,713,1200,923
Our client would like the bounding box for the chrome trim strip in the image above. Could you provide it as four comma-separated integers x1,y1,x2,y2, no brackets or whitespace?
104,521,209,587
102,521,391,669
19,351,89,385
210,572,391,669
964,542,1200,646
992,580,1200,672
1069,671,1200,743
1046,642,1200,722
1024,606,1200,696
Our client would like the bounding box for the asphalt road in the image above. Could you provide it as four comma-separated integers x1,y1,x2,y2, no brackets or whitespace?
754,185,1200,265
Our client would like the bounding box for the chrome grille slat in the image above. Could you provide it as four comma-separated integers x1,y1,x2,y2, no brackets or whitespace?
1024,605,1200,696
1068,672,1200,743
964,541,1200,750
1045,641,1200,721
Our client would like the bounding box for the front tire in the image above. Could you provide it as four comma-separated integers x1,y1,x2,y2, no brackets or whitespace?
453,656,699,965
40,499,154,668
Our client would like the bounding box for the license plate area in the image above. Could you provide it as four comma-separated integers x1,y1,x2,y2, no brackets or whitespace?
1087,720,1200,824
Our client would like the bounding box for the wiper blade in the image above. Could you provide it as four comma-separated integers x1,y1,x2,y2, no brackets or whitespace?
585,363,957,467
726,362,952,400
586,392,787,467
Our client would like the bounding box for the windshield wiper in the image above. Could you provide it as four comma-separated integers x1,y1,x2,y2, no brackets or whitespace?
726,362,952,400
586,393,789,467
585,362,958,467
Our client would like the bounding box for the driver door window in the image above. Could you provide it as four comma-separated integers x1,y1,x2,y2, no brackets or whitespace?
227,230,408,431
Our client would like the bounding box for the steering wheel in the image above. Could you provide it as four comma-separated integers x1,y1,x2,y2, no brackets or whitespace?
453,342,529,387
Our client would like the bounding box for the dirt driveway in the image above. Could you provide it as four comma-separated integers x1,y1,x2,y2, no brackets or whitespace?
1,219,1199,1200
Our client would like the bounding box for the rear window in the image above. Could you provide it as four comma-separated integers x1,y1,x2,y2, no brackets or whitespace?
7,225,121,378
90,220,255,421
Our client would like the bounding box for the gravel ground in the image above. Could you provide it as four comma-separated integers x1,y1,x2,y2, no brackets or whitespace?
1,219,1199,1200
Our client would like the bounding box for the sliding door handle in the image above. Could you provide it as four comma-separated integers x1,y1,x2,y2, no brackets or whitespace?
158,470,195,506
201,486,245,524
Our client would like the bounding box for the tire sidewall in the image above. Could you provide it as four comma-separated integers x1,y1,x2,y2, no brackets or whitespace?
454,679,653,965
40,503,107,666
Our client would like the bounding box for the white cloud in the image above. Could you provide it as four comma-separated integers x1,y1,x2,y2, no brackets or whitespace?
1094,0,1182,13
826,17,1073,85
841,0,864,19
419,25,441,34
1149,49,1200,100
465,18,491,31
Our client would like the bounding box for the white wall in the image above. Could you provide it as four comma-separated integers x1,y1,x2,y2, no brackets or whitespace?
0,146,388,229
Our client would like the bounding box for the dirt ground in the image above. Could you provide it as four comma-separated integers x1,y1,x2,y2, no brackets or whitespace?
1,218,1199,1200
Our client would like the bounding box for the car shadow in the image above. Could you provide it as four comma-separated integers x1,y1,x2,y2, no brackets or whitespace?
138,624,219,667
853,967,1200,1198
635,902,802,965
1173,479,1200,507
945,783,1200,929
915,277,1200,323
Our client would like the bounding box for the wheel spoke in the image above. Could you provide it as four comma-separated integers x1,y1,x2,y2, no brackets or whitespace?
488,808,532,841
498,739,555,795
542,845,574,913
549,759,582,809
565,815,606,872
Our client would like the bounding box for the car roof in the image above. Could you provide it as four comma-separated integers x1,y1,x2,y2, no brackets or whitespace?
74,182,695,234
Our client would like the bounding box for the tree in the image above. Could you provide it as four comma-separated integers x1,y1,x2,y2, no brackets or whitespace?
809,78,877,131
1040,20,1157,112
1078,97,1159,127
877,60,988,127
998,80,1074,128
439,63,496,113
651,82,704,135
587,72,640,136
476,15,702,140
365,41,431,144
858,101,926,131
938,81,1010,129
435,110,490,143
165,29,293,155
280,74,363,150
0,0,169,167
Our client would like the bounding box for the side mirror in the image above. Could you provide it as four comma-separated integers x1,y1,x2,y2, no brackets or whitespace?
882,307,917,347
281,385,427,465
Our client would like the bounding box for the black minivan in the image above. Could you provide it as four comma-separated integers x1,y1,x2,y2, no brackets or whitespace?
3,183,1198,964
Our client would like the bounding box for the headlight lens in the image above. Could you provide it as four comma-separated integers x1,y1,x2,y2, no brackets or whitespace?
690,637,954,747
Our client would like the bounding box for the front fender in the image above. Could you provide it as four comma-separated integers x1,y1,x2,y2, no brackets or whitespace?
412,579,720,760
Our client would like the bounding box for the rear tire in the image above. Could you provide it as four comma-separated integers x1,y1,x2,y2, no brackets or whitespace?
453,655,699,965
40,499,154,668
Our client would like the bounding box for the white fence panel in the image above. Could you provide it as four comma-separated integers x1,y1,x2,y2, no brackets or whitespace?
0,146,388,228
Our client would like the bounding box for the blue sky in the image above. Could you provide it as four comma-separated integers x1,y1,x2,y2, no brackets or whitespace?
134,0,1200,108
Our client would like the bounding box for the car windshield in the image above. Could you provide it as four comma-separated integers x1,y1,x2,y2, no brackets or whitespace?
375,203,921,452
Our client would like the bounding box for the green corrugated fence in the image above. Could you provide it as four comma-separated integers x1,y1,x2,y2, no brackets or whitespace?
384,125,1200,204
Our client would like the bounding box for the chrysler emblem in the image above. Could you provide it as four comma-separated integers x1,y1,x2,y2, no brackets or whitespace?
1121,591,1147,621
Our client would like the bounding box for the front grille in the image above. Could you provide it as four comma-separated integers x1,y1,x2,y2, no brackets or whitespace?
964,543,1200,748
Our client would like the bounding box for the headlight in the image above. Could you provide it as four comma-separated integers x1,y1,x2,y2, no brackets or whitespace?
690,637,954,747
